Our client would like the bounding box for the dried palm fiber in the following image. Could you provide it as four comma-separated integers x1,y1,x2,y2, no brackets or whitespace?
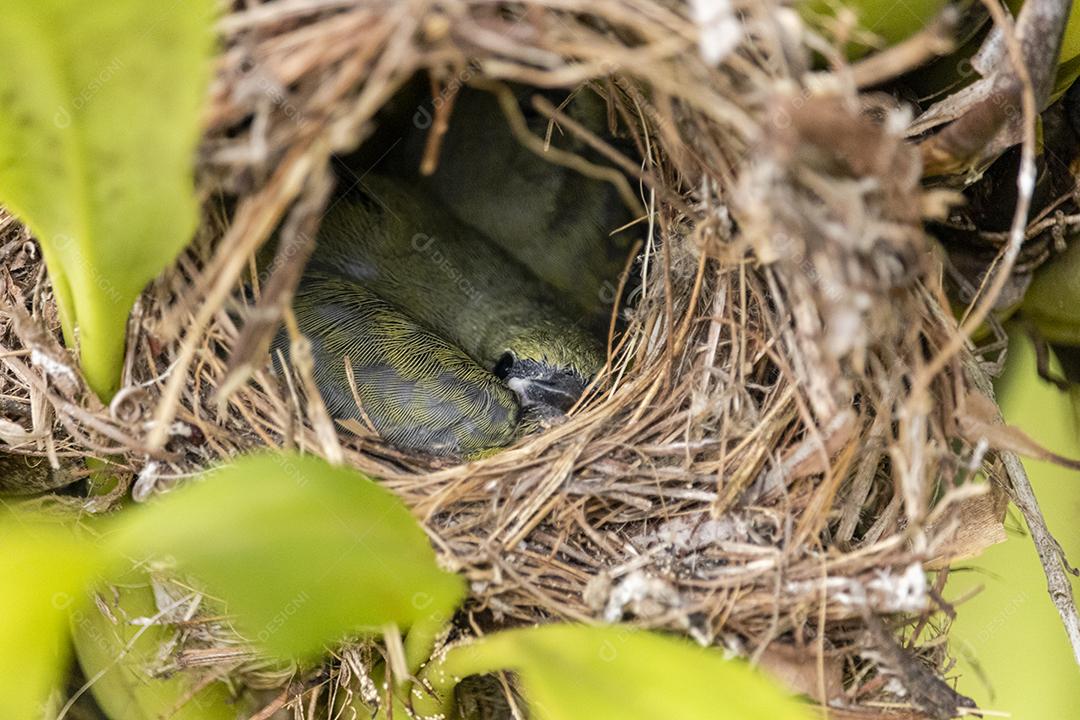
0,1,1019,717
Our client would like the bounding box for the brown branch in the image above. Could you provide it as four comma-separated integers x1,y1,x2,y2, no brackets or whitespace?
913,0,1040,391
419,72,463,176
919,80,1018,177
999,450,1080,665
965,358,1080,666
917,0,1073,175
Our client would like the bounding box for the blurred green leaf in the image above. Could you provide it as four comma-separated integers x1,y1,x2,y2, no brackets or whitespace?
951,332,1080,718
0,0,215,399
108,452,466,660
799,0,946,58
1058,1,1080,63
1022,239,1080,345
442,625,815,720
71,570,241,720
0,516,102,719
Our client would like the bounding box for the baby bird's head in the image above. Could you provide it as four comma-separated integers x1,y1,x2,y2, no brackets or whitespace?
493,326,604,419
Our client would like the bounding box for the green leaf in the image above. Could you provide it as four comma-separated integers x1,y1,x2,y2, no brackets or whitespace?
439,625,815,720
799,0,946,58
949,332,1080,715
1022,238,1080,345
108,452,466,660
71,569,243,720
0,0,216,399
0,515,103,719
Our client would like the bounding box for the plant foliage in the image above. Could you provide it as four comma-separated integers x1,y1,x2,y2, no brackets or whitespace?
0,0,215,398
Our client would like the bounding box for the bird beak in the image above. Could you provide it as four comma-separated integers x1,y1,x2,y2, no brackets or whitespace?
507,376,584,415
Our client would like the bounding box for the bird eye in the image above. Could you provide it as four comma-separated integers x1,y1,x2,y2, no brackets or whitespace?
493,351,516,379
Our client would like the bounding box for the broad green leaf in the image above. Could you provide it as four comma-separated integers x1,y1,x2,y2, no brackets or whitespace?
71,569,242,720
1022,238,1080,345
0,515,102,719
950,333,1080,716
799,0,947,58
0,1,216,399
441,625,815,720
108,452,466,660
1058,0,1080,65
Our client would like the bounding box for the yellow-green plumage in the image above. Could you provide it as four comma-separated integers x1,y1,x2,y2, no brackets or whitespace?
408,87,635,321
283,272,520,457
281,170,606,456
310,176,605,389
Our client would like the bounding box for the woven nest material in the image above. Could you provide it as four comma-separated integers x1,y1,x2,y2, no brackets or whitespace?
0,1,1020,717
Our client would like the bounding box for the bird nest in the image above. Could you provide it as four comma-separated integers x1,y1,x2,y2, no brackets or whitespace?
0,1,1021,717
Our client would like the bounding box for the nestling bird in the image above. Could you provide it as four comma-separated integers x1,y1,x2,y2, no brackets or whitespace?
388,84,636,323
308,175,605,419
281,272,521,457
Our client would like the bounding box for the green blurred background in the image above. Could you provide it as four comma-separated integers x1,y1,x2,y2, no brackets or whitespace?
950,332,1080,716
